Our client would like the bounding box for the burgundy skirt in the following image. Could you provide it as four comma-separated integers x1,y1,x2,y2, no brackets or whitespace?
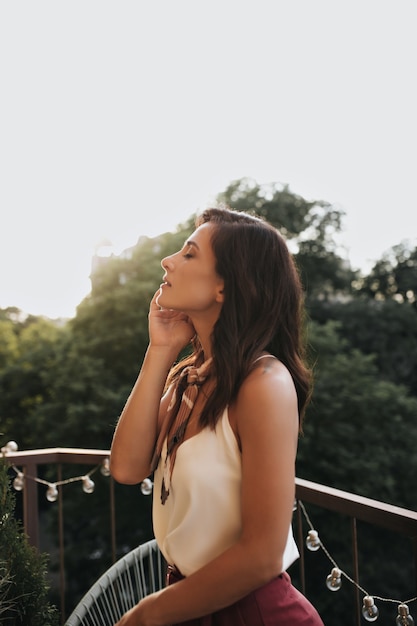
166,565,324,626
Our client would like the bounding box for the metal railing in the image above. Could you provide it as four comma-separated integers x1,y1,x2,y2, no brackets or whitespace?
294,478,417,623
4,447,417,625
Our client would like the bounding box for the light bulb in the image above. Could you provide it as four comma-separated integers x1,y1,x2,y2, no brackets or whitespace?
13,472,24,491
46,484,58,502
100,458,110,476
361,596,379,622
396,604,415,626
140,478,153,496
306,529,321,551
82,476,95,494
326,567,342,592
1,440,18,454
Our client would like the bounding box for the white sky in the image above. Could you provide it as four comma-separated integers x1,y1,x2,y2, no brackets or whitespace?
1,1,416,319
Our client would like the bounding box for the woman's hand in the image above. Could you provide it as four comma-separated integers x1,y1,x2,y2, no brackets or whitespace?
148,289,195,353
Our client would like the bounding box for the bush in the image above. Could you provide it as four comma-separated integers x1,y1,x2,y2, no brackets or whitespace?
0,459,59,626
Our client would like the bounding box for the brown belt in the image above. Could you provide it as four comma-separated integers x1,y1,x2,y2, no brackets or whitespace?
166,563,185,586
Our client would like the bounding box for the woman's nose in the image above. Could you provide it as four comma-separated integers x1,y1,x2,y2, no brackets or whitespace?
161,254,174,270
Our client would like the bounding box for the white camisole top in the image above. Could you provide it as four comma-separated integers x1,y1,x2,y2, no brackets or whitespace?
153,403,299,577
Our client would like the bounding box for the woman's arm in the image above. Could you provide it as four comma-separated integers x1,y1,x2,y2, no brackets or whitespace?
110,346,175,484
116,359,299,625
110,291,196,485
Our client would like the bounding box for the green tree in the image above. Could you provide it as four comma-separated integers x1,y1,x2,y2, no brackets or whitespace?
0,316,66,449
359,242,417,306
30,339,123,449
0,319,18,371
216,177,357,298
71,225,193,389
308,299,417,395
0,326,120,451
299,320,417,508
216,177,317,238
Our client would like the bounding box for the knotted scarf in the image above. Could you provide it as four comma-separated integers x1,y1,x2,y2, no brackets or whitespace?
151,357,213,504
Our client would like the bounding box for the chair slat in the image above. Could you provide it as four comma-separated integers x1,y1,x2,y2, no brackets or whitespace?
65,539,166,626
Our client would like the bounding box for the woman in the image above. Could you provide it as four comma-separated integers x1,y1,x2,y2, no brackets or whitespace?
110,206,323,625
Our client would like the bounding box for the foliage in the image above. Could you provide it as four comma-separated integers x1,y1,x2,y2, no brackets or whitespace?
71,227,193,388
0,316,66,449
217,177,358,298
308,299,417,395
217,176,323,239
0,320,18,371
0,459,59,626
359,241,417,306
299,320,417,508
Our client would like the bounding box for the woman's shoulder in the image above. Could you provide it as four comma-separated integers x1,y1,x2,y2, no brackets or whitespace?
244,354,295,396
228,354,298,435
240,355,297,416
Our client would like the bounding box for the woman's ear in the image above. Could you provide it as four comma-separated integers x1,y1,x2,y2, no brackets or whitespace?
216,282,225,303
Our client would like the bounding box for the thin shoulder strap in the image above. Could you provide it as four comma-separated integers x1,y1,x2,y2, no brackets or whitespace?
253,354,276,364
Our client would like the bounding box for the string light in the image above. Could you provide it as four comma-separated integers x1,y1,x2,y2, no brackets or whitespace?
82,476,95,494
2,441,110,502
140,478,153,495
8,462,107,501
396,604,415,626
326,567,342,592
299,501,416,624
306,529,321,551
100,457,111,476
1,440,18,454
46,483,59,502
12,471,24,491
362,596,379,622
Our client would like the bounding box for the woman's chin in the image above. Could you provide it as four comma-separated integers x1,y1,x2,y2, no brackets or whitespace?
156,292,177,310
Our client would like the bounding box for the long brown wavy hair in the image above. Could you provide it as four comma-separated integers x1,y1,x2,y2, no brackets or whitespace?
166,206,312,432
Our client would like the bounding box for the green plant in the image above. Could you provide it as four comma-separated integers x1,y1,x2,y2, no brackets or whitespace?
0,458,59,626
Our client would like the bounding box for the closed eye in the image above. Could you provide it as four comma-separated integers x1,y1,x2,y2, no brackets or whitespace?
182,244,195,259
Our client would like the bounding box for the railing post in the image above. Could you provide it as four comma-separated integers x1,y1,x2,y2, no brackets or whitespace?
296,500,306,595
110,475,117,563
23,462,39,548
57,464,66,622
351,517,361,626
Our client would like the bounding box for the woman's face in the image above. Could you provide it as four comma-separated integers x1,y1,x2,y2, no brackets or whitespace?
157,222,224,318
